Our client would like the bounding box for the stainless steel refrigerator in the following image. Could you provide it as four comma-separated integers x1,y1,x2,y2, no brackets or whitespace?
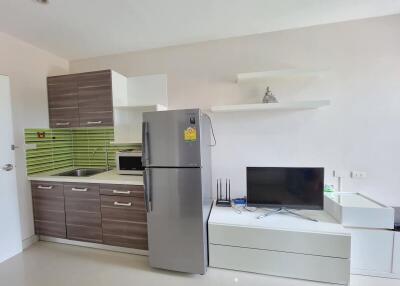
142,109,213,275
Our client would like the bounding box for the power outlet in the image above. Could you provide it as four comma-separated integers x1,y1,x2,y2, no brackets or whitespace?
350,171,367,179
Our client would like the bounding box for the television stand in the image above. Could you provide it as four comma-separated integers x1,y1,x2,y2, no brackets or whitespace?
257,207,318,222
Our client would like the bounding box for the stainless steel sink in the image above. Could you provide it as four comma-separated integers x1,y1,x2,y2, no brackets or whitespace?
53,168,106,177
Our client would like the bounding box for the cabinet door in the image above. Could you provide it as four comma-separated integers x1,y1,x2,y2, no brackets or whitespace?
47,75,79,128
393,232,400,274
101,192,148,250
64,183,102,243
350,228,394,273
77,70,113,127
31,181,66,238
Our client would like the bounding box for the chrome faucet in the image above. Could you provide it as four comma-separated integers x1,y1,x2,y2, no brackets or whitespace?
90,146,110,171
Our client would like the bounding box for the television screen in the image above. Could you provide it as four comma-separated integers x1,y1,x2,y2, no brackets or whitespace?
246,167,324,209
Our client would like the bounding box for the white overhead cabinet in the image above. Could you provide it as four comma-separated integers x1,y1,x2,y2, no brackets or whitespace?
112,74,167,144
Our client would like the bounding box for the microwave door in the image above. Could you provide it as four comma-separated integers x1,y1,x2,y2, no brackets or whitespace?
118,156,143,174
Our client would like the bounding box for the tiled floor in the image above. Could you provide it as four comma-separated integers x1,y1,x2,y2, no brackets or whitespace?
0,241,398,286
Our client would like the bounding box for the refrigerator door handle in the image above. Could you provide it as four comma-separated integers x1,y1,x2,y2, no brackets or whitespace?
144,168,152,212
142,121,150,166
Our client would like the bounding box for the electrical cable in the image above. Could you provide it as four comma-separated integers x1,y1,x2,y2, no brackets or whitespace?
204,113,217,147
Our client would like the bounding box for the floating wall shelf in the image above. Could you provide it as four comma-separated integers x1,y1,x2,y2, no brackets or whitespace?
210,100,331,113
236,69,327,83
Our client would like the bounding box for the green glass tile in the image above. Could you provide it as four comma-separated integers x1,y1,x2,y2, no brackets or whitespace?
24,127,140,174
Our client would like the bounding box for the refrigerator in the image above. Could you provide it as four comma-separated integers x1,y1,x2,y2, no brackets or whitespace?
142,109,213,275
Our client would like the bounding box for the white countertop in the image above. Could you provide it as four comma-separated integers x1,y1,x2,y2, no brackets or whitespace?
209,203,349,235
27,167,143,185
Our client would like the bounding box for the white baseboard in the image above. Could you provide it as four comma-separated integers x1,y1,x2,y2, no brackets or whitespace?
352,268,400,279
39,236,148,256
22,235,39,250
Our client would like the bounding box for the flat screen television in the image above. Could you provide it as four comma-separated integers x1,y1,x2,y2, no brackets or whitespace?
246,167,324,210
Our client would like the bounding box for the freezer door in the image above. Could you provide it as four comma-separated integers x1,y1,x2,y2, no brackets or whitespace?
143,109,202,167
146,168,208,274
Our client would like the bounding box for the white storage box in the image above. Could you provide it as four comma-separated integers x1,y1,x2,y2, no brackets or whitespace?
324,192,394,229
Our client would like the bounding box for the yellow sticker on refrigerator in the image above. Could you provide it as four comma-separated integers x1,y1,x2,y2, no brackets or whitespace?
184,127,197,141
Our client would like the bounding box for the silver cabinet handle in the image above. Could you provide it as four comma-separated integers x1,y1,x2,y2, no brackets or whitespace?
1,164,14,172
71,187,88,192
38,185,53,190
56,122,70,126
87,121,102,125
114,201,132,207
112,190,131,194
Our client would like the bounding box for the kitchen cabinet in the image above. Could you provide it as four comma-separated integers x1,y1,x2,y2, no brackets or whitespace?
47,74,79,128
47,70,125,128
31,181,66,238
64,183,103,243
31,180,146,250
77,70,113,127
100,184,148,249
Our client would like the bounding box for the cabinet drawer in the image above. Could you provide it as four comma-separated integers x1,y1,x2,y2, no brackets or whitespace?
101,195,145,211
35,221,66,238
66,211,101,228
100,184,144,197
102,220,147,238
67,224,102,244
101,206,146,223
34,209,65,224
31,181,64,196
64,183,99,199
103,233,148,250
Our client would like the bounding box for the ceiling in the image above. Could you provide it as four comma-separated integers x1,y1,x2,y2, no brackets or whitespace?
1,0,399,60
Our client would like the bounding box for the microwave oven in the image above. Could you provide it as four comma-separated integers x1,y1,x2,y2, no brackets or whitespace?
116,150,144,175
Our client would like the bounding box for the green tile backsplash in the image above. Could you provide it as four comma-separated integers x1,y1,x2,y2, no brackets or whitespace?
25,128,140,175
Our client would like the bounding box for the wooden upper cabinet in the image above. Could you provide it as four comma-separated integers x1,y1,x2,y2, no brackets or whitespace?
77,70,113,127
47,70,114,128
47,74,79,128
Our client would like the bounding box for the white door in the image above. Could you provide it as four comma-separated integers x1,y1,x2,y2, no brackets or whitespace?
0,75,22,263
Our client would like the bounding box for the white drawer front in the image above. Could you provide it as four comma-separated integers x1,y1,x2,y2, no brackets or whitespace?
349,228,394,273
209,223,350,258
209,244,350,285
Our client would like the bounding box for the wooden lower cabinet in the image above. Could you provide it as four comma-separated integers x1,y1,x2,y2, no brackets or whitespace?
100,184,148,250
64,183,103,243
32,181,66,238
31,181,147,250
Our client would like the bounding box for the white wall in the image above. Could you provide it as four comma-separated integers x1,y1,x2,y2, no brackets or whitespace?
0,32,69,241
71,14,400,206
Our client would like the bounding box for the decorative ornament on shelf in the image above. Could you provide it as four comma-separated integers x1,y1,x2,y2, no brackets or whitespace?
262,86,278,103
